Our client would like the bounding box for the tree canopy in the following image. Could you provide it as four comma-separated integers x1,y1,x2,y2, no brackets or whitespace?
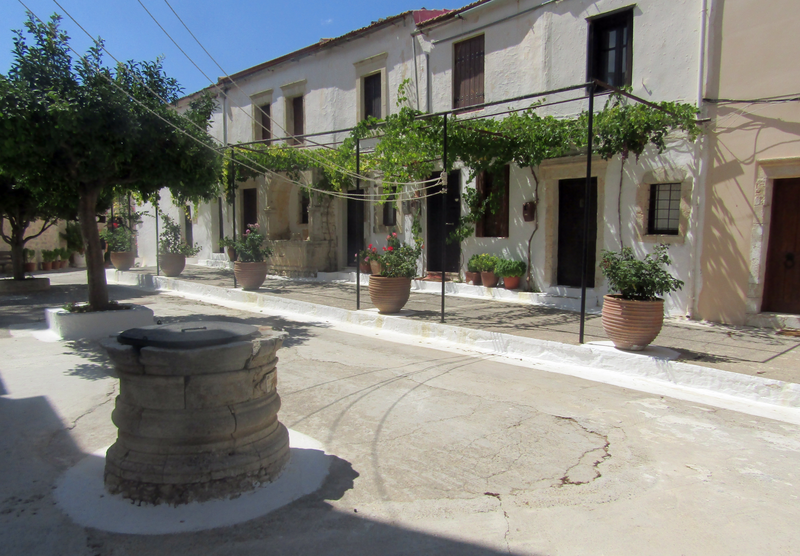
0,13,222,308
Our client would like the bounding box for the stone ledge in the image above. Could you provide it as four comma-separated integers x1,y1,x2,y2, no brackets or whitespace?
0,277,50,294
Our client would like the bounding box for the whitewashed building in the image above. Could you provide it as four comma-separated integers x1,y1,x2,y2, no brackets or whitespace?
138,0,708,317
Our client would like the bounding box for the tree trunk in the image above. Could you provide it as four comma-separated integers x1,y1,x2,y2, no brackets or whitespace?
10,233,25,281
78,188,109,310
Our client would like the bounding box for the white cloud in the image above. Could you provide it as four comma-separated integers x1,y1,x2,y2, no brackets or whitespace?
321,18,333,26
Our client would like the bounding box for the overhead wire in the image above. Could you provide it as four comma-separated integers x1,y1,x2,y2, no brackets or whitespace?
157,0,440,187
21,1,420,205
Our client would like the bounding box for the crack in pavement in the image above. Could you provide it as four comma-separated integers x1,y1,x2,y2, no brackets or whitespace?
552,415,611,487
483,491,512,553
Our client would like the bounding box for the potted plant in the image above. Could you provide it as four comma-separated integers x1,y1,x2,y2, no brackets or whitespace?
232,223,273,290
465,254,482,286
23,248,36,273
358,244,379,274
495,259,527,290
475,254,500,288
58,247,70,268
158,214,201,277
220,236,237,262
100,223,136,270
368,233,421,313
40,249,55,271
600,244,684,350
60,221,84,267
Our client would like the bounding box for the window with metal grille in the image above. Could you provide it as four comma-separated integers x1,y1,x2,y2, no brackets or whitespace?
290,96,304,145
475,166,510,238
364,73,381,120
382,194,397,227
588,9,633,89
453,35,485,109
258,103,271,141
648,183,681,235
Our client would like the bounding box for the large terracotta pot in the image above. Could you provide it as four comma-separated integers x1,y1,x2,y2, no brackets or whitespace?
465,271,482,286
160,253,186,277
601,294,665,351
234,261,268,291
503,276,521,290
368,276,411,314
481,271,498,288
110,251,135,271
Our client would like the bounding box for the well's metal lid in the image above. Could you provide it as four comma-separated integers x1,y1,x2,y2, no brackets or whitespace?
117,321,259,349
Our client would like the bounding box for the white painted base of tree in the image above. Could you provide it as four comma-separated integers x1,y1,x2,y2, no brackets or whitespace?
44,304,155,341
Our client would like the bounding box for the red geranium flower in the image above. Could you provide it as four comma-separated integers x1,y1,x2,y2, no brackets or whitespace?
388,246,393,251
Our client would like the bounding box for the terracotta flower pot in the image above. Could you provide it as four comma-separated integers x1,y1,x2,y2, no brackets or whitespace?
370,260,383,276
601,294,665,351
368,276,411,314
503,276,521,290
226,247,237,262
110,251,135,271
24,262,36,273
465,271,482,286
41,261,52,271
481,271,498,288
160,253,186,277
359,261,371,274
234,261,268,291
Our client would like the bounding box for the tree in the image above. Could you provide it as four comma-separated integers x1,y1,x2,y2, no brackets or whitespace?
0,14,222,309
0,171,73,280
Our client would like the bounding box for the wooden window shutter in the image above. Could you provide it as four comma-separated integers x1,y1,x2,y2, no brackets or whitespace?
475,171,486,237
260,104,271,141
498,165,510,238
292,96,304,143
364,73,381,120
453,35,485,109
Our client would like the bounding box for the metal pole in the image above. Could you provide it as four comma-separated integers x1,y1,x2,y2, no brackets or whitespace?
231,149,238,289
155,200,160,276
579,83,596,344
356,137,361,311
441,114,447,323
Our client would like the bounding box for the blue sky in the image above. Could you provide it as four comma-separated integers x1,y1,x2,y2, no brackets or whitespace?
1,0,466,95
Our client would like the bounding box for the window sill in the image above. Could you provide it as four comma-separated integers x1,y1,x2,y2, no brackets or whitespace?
641,233,684,245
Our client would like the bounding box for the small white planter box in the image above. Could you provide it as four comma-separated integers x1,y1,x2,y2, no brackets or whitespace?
45,304,155,341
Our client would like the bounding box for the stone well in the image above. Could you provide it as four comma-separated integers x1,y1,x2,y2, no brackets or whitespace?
101,321,290,505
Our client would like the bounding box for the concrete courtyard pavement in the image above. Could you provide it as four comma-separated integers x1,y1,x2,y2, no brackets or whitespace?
1,276,800,555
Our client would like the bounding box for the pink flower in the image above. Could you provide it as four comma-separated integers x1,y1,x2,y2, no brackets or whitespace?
392,232,397,237
388,246,393,251
245,229,250,235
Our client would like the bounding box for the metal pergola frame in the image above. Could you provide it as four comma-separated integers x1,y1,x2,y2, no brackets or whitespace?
216,79,699,342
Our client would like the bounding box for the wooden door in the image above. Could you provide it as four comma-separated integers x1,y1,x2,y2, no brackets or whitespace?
763,178,800,313
557,178,598,287
427,171,461,272
242,188,258,235
346,190,364,267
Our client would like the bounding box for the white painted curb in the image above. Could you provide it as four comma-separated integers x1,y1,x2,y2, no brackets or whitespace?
45,303,155,340
107,269,800,411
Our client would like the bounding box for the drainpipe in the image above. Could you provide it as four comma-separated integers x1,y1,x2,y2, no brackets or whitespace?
697,0,708,110
412,34,421,111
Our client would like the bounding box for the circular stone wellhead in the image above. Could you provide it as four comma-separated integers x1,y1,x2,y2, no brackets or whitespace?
101,321,291,505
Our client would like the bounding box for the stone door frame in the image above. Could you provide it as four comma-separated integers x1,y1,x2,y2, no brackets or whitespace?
746,157,800,326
